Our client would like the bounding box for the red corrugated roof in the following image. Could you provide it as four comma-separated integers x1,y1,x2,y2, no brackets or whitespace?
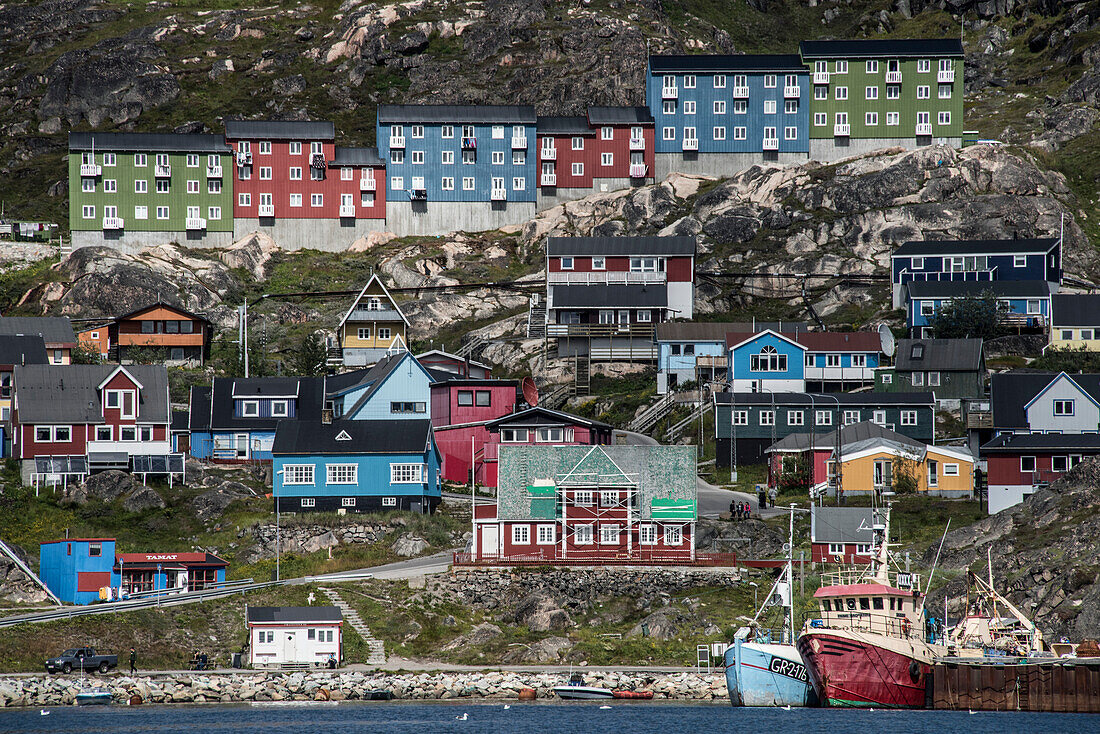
116,552,227,566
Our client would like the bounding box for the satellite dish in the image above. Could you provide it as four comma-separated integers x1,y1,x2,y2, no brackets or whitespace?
521,376,539,407
878,323,896,358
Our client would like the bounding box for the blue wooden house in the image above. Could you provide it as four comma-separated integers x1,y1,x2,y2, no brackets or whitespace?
646,54,810,179
271,419,441,513
725,328,882,393
905,280,1053,338
325,351,433,421
188,377,324,461
890,237,1061,309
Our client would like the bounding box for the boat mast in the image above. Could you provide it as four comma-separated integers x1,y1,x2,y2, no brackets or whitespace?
787,503,795,645
871,503,892,584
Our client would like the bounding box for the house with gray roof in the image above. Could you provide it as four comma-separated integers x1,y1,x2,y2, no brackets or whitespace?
0,317,77,365
12,364,179,485
470,444,698,564
810,506,876,564
1049,293,1100,352
877,337,985,405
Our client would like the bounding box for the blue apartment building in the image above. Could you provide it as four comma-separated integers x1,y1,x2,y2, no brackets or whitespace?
646,55,810,179
376,105,537,235
905,280,1053,337
890,237,1062,308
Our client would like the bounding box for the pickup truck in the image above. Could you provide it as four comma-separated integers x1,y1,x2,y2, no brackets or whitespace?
45,647,118,674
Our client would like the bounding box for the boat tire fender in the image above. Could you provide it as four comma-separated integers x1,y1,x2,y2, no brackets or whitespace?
908,661,921,684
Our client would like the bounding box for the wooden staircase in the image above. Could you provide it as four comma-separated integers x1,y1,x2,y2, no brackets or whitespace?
526,296,547,339
574,354,590,396
318,586,386,665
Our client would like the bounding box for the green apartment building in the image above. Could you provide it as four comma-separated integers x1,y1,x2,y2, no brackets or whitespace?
69,133,235,253
800,39,964,162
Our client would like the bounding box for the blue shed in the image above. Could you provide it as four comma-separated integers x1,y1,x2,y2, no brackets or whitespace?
272,419,441,514
39,539,118,605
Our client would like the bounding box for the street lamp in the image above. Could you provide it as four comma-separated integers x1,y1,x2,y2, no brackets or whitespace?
748,581,759,610
809,392,842,504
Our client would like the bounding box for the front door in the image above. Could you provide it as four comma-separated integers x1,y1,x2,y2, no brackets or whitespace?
283,632,296,664
617,310,630,333
235,433,249,459
481,525,499,557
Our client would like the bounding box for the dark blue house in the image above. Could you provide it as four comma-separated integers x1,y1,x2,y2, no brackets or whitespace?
905,280,1053,338
646,54,810,179
376,104,538,236
890,237,1061,309
272,419,441,514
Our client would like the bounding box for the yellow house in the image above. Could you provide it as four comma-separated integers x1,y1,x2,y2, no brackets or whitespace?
824,433,975,498
337,274,409,369
1049,294,1100,352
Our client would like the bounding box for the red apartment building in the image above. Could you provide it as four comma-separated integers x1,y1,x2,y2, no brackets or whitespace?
225,120,385,245
536,107,655,191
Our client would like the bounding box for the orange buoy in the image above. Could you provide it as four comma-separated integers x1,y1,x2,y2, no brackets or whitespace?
128,694,143,706
612,690,653,699
517,688,537,701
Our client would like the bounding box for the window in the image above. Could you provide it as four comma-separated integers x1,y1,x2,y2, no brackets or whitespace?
814,112,827,127
300,498,316,508
787,410,804,426
1020,456,1036,473
939,84,952,99
763,74,776,88
917,59,930,73
759,410,775,426
289,167,302,180
901,410,918,426
814,86,828,101
289,193,303,208
490,151,505,166
639,524,657,545
865,86,879,100
600,152,613,167
491,125,504,139
390,463,424,483
943,463,960,476
763,100,776,115
1054,399,1075,416
156,206,169,220
457,390,473,407
887,85,900,100
120,426,136,442
1062,329,1075,341
713,100,726,115
920,301,934,317
851,354,866,368
816,410,832,426
270,400,288,418
928,371,940,387
713,74,726,88
103,179,117,193
441,177,454,191
475,391,491,407
928,460,939,488
600,490,617,507
82,179,95,193
938,111,951,125
1027,299,1041,315
156,179,170,193
683,100,696,115
825,354,841,368
82,205,95,219
512,176,525,191
1084,329,1095,340
664,525,682,545
311,193,323,207
134,153,147,167
378,328,391,340
866,112,878,126
284,464,315,485
390,401,426,414
662,127,675,141
441,125,454,139
733,100,747,115
241,400,259,417
844,410,860,425
713,127,726,140
35,426,51,442
95,425,112,441
259,167,272,180
600,525,620,545
835,86,848,100
917,85,930,99
591,256,605,270
462,177,475,190
391,150,404,165
734,127,747,140
410,150,424,165
750,345,787,372
185,179,199,194
913,373,926,387
1052,456,1069,472
785,127,797,140
560,256,574,271
208,179,221,194
873,409,887,425
239,193,251,207
537,525,555,544
102,153,116,167
327,464,357,485
732,409,748,426
575,524,594,545
785,100,798,114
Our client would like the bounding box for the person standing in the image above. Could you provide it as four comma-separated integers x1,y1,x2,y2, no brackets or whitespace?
129,647,137,675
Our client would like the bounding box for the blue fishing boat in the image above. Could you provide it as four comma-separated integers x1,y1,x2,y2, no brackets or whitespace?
724,505,817,708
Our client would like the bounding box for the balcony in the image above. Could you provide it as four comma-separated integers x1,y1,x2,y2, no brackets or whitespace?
938,69,955,84
346,307,404,323
762,137,779,151
833,124,850,137
409,188,427,201
662,86,678,100
813,71,829,85
359,177,376,191
540,173,557,187
966,411,992,430
79,163,101,177
390,135,406,149
546,323,656,339
803,366,874,383
462,137,477,150
155,164,171,177
258,204,275,217
207,164,223,177
916,122,933,136
185,217,207,230
490,188,507,201
886,70,902,84
511,135,528,149
629,137,646,151
732,86,750,99
629,163,648,178
681,138,698,151
540,147,557,160
339,205,355,218
236,151,252,166
310,153,327,170
784,85,801,98
102,216,124,230
547,271,666,285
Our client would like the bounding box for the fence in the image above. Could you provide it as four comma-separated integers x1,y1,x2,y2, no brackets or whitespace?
453,551,739,567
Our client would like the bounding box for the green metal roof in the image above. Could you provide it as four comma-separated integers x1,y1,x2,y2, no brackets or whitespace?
651,498,696,520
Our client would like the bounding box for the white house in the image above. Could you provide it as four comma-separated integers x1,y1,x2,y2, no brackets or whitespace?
246,606,343,668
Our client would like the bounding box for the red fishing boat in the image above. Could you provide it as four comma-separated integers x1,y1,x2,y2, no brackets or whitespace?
796,506,946,708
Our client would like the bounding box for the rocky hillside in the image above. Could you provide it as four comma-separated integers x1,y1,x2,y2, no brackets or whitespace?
4,0,1100,232
922,456,1100,641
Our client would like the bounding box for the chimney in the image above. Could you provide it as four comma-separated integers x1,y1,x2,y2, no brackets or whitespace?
321,408,333,424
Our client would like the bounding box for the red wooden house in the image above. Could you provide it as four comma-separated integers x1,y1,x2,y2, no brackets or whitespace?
469,444,697,565
982,433,1100,514
430,376,519,486
12,364,180,486
105,302,212,366
536,106,655,191
809,505,875,565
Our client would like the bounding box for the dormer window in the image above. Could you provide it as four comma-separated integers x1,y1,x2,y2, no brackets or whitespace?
910,344,924,360
242,400,259,417
271,400,289,417
367,297,382,311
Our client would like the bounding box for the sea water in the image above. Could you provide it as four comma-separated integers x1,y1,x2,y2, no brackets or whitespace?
0,701,1094,733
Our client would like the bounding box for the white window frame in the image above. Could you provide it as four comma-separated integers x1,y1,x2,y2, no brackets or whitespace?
787,410,804,426
536,525,555,545
639,524,657,545
390,463,425,484
326,464,358,485
511,525,530,545
664,525,682,545
283,464,315,485
901,410,918,426
575,524,594,545
600,524,621,545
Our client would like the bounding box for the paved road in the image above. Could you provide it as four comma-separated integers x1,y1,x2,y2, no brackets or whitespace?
616,430,781,519
301,551,454,582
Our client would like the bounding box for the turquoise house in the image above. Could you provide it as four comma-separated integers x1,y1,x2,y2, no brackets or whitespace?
271,419,441,514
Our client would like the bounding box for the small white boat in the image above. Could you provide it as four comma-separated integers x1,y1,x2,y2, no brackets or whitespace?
75,688,112,706
553,674,614,700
